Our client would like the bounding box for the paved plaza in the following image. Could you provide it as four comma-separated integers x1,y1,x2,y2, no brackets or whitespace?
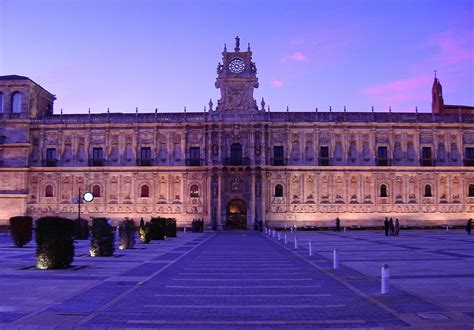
0,229,473,329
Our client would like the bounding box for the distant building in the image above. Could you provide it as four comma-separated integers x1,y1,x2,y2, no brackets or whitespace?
1,38,473,228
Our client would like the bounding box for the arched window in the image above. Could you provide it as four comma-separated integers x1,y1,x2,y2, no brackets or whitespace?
12,92,22,113
469,184,474,197
45,184,54,197
190,184,199,197
92,185,101,198
0,93,4,113
380,184,388,197
140,184,150,198
424,184,432,197
275,184,284,197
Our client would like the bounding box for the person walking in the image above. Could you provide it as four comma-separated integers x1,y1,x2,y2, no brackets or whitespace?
467,219,472,235
389,218,395,236
384,217,389,236
335,217,341,232
395,218,400,236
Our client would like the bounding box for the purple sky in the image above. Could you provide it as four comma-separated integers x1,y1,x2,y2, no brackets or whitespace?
1,0,473,114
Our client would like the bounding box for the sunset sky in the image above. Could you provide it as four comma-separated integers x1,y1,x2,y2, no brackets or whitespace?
1,0,473,114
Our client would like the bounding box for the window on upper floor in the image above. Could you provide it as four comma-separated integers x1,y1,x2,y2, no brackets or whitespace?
92,185,101,198
90,147,104,166
231,143,242,160
380,184,388,197
45,184,54,198
424,184,432,197
421,147,433,166
274,184,284,197
44,148,57,167
469,184,474,197
319,146,330,166
0,93,4,113
190,184,199,198
465,148,474,166
12,92,22,113
140,185,150,198
273,146,285,166
188,147,201,166
139,147,152,166
377,146,389,166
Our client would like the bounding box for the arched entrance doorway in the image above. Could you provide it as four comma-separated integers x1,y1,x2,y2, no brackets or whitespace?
226,199,247,229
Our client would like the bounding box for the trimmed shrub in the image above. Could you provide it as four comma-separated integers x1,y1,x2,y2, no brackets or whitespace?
192,219,204,233
139,222,152,244
35,216,75,269
89,218,115,257
150,217,166,240
118,219,136,249
9,216,33,247
165,218,177,237
74,218,89,240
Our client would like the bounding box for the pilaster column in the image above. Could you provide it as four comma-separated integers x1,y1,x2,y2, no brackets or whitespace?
249,171,256,229
217,171,223,229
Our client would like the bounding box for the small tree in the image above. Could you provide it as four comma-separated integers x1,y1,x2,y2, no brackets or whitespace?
89,218,115,257
9,216,33,247
36,217,75,269
118,219,136,249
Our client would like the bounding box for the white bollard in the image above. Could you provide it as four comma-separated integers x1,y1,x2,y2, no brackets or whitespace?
309,241,313,256
284,234,288,244
272,230,276,238
446,225,449,232
277,232,281,240
333,248,339,269
381,264,390,294
343,227,347,233
183,227,186,234
294,236,298,249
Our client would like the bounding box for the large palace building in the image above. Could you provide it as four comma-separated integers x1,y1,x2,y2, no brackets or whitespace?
1,38,474,228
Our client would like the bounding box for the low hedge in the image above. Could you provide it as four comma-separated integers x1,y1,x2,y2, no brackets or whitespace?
150,217,166,240
36,216,75,269
9,216,33,247
89,218,115,257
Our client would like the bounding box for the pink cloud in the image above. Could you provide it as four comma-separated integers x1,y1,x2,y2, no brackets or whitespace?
362,74,432,108
270,79,284,88
425,29,474,64
289,52,306,62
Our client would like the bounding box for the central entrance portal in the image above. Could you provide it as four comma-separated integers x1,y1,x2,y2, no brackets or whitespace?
226,199,247,229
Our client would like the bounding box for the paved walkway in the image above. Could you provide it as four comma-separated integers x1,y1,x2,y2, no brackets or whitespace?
0,229,473,328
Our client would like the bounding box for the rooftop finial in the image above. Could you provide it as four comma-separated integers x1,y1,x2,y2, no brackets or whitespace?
209,98,213,111
329,106,332,112
247,42,251,51
224,43,227,52
434,69,437,79
135,107,138,114
261,97,265,111
184,106,187,113
286,106,289,112
235,36,240,52
371,106,374,112
155,108,158,114
344,106,346,112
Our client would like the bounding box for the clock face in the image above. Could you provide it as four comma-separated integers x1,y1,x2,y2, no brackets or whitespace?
228,58,245,73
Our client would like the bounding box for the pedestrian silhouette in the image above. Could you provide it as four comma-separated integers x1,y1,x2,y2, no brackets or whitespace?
467,219,472,235
384,217,389,236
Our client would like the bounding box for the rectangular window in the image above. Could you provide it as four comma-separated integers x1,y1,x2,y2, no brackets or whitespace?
421,147,433,166
465,147,474,166
319,146,329,166
188,147,201,166
45,148,57,167
91,147,104,166
140,147,152,166
377,146,389,166
273,146,285,166
46,148,56,160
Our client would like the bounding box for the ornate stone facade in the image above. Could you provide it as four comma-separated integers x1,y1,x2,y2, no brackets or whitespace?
1,39,474,228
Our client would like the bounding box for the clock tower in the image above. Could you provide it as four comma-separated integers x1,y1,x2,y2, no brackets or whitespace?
214,37,261,113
